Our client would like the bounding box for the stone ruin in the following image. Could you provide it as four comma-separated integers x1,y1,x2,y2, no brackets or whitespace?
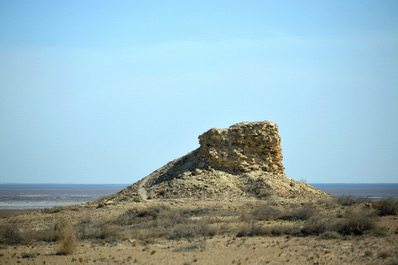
197,121,284,174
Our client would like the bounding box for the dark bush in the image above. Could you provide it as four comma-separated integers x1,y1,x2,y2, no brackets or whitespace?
21,252,36,258
41,206,63,214
268,225,299,236
280,205,316,221
0,223,23,245
337,210,375,235
251,204,281,221
118,205,173,225
118,205,190,228
236,222,271,237
376,198,398,216
301,216,328,236
319,231,341,239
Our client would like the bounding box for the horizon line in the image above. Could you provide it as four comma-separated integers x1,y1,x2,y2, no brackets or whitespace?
0,182,398,185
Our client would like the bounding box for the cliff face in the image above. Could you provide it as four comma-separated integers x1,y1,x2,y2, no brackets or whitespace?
197,121,284,174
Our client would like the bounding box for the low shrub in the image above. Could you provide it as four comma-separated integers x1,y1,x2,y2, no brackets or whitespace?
251,204,281,221
373,226,389,237
280,205,316,221
375,198,398,216
118,205,188,228
134,228,166,243
337,210,375,236
236,223,252,237
21,252,36,259
32,218,74,243
88,222,121,242
301,216,328,236
155,208,189,228
117,207,161,225
35,220,70,243
268,224,299,236
319,231,341,239
236,222,271,237
0,223,23,245
57,227,77,255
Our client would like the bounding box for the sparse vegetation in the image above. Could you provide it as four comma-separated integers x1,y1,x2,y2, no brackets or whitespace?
374,198,398,216
250,203,281,221
335,195,370,206
319,231,341,239
0,196,396,257
336,209,375,236
279,204,315,221
301,216,329,235
0,222,22,245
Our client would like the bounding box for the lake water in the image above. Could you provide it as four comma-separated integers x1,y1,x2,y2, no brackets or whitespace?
0,183,397,210
0,184,129,210
311,183,398,200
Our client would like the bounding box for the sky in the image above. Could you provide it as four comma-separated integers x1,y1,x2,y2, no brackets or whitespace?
0,0,397,184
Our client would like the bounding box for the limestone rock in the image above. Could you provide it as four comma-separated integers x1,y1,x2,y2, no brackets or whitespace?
197,121,284,174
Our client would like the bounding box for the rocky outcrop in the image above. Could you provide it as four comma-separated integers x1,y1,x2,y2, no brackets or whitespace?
98,121,329,205
197,121,284,174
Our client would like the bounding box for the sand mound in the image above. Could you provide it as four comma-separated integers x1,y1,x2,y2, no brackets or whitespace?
99,121,328,205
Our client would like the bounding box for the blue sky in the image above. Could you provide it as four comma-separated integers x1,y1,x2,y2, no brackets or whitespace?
0,0,397,184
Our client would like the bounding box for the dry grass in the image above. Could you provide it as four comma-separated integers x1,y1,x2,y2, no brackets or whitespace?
57,226,77,255
1,197,396,250
1,196,397,265
51,218,77,255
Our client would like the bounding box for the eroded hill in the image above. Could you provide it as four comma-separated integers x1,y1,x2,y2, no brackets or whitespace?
98,121,328,206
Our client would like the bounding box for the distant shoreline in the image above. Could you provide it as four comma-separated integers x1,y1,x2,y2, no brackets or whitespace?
1,183,397,211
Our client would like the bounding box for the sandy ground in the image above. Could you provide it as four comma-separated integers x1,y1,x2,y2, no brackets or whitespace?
1,199,398,265
1,234,397,265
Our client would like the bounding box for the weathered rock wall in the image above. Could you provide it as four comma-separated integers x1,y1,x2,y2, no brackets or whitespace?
197,121,284,174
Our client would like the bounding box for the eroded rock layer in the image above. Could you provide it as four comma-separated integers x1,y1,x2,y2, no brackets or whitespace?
197,121,284,173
